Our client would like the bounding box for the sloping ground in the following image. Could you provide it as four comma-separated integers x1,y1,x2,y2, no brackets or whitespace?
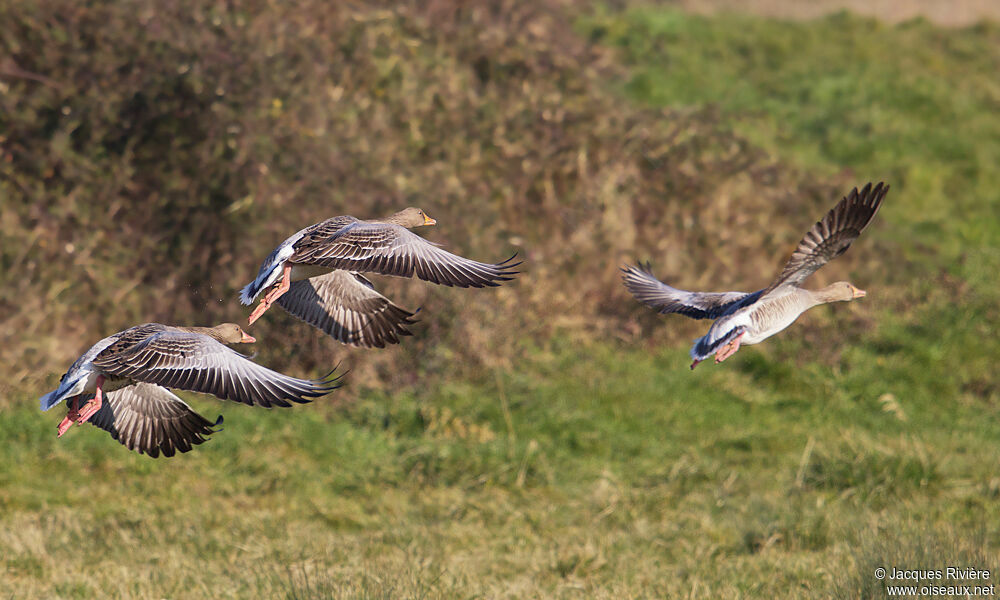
3,3,1000,599
1,0,836,402
584,7,1000,349
672,0,1000,26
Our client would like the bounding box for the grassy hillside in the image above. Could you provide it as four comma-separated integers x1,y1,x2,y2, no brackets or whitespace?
2,2,1000,598
582,6,1000,426
587,9,1000,256
0,0,826,397
5,343,1000,598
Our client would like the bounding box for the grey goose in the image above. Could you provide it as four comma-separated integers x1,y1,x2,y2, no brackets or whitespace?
240,207,519,347
623,182,888,368
39,323,342,457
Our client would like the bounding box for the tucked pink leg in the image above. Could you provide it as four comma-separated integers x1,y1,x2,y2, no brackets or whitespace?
75,376,105,424
248,263,292,326
714,332,745,363
690,358,703,370
57,396,80,438
264,263,292,303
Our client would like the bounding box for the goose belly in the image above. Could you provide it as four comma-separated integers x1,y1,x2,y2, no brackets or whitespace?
78,370,131,394
743,307,807,344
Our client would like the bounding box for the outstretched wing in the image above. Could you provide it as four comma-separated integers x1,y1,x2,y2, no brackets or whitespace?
86,384,222,458
92,329,342,408
622,262,762,320
290,221,520,288
276,270,417,348
762,182,888,295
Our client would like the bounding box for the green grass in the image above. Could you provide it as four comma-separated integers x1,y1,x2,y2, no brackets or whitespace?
583,10,1000,280
5,335,1000,598
4,4,1000,599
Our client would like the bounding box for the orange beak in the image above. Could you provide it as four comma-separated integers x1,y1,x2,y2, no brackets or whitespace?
423,213,436,226
853,286,867,299
240,331,257,343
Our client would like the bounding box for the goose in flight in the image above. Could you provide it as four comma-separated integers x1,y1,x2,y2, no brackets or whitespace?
240,207,519,347
623,182,888,369
39,323,342,457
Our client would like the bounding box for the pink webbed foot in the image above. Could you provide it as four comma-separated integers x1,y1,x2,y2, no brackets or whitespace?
248,300,272,326
76,394,103,424
56,397,80,438
714,332,745,364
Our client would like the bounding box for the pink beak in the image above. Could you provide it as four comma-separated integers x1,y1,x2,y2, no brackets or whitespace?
240,331,256,343
853,287,867,298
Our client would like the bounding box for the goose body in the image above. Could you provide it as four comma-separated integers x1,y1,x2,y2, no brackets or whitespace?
623,182,887,368
40,322,342,457
39,333,123,412
241,207,519,348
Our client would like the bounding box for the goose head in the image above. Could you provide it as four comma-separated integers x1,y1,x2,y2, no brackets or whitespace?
818,281,866,302
386,207,436,228
205,323,256,344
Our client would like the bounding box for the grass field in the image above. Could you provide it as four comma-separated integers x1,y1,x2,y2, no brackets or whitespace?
3,4,1000,599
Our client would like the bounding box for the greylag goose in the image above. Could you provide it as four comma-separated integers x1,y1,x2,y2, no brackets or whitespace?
622,182,888,369
39,323,342,457
240,207,520,347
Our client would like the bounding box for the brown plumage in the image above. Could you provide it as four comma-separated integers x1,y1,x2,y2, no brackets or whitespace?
761,183,887,294
86,384,222,458
274,271,417,348
623,182,888,367
40,323,342,457
241,207,520,346
89,323,339,408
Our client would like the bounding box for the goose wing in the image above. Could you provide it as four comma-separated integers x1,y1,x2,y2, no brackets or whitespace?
276,270,417,348
241,217,358,305
290,221,520,288
762,182,888,295
622,262,763,320
92,328,341,408
86,384,222,458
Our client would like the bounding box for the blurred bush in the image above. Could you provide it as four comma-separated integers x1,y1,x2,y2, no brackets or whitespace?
0,0,838,401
